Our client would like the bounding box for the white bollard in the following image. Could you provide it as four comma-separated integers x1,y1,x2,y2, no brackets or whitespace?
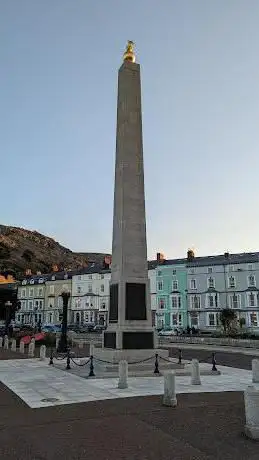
28,340,35,357
244,385,259,440
0,337,3,348
39,345,46,361
11,339,16,352
191,359,201,385
252,359,259,384
19,340,25,354
163,371,177,407
118,360,128,389
90,343,94,357
4,335,9,350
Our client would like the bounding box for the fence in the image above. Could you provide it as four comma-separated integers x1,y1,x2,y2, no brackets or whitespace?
159,335,259,349
48,347,218,377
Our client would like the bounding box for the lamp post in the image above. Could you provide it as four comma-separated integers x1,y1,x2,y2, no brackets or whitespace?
57,289,70,353
5,301,13,336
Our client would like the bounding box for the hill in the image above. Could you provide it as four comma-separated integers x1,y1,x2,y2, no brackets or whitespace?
0,225,110,278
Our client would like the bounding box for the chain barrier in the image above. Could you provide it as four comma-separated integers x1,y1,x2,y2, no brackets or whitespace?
70,357,91,367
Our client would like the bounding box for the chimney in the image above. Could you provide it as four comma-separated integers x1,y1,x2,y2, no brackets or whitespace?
156,252,165,264
224,252,229,259
103,255,111,269
36,271,41,275
25,268,32,276
52,264,59,272
187,249,195,262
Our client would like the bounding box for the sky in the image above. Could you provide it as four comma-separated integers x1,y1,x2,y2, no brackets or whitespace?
1,1,259,260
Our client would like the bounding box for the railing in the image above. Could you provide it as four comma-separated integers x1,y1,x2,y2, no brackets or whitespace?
48,347,218,376
159,335,259,349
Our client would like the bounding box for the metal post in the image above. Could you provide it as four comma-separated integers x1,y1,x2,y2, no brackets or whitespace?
88,355,95,377
66,348,71,370
58,290,70,353
212,352,217,372
178,349,182,365
49,347,54,365
154,353,159,374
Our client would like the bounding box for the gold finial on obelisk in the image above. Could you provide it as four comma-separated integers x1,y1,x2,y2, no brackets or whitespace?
123,40,136,63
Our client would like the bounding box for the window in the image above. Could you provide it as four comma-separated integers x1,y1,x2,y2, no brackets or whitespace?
159,299,165,309
248,292,257,308
77,286,81,294
250,312,258,327
49,285,54,295
228,276,236,288
172,269,176,275
28,301,33,310
48,312,53,323
157,270,162,276
101,302,106,309
21,289,26,298
158,281,163,291
29,288,34,297
172,313,182,326
190,279,197,289
88,284,92,293
229,293,240,309
207,313,220,327
208,267,213,273
248,264,253,271
22,280,27,285
78,275,81,280
207,277,215,289
248,275,256,287
207,294,217,308
229,266,234,272
190,295,200,309
30,279,34,285
190,269,195,274
51,275,55,281
172,279,178,291
100,284,104,292
101,274,104,279
38,288,43,297
88,275,92,279
38,278,44,284
39,300,43,309
172,295,181,309
189,311,199,327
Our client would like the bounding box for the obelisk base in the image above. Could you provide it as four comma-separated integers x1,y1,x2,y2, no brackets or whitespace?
93,346,169,365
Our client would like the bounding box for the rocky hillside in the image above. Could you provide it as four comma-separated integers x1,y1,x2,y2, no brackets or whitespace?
0,225,110,278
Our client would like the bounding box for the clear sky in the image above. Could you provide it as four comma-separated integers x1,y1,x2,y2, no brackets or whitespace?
1,1,259,260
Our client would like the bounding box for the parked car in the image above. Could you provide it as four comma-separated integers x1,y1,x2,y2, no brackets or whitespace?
158,329,177,336
42,324,61,333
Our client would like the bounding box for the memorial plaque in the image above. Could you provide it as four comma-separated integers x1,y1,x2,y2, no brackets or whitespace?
104,332,116,349
109,283,118,323
123,332,153,349
125,282,146,320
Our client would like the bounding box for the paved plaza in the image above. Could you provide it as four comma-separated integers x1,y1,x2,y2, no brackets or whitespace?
0,348,259,459
0,357,254,408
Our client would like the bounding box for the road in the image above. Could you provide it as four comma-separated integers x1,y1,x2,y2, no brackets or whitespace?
168,345,256,370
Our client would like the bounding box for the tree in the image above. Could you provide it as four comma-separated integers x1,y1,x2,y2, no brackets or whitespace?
220,308,237,334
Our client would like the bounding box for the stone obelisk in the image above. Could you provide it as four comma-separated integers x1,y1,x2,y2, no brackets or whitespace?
102,41,156,361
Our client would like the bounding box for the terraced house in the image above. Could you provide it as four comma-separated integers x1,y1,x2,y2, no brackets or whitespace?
186,251,259,331
155,254,187,329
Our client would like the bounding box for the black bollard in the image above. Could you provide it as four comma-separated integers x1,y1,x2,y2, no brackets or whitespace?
154,353,159,374
178,349,182,365
49,347,54,365
212,352,217,372
66,348,71,370
89,355,95,377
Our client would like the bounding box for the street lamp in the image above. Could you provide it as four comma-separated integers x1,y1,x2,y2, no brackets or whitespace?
5,301,13,336
57,288,71,353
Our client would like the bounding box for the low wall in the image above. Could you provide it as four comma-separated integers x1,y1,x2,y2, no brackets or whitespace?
159,335,259,349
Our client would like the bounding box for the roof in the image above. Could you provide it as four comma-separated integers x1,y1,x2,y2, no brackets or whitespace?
187,252,259,268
